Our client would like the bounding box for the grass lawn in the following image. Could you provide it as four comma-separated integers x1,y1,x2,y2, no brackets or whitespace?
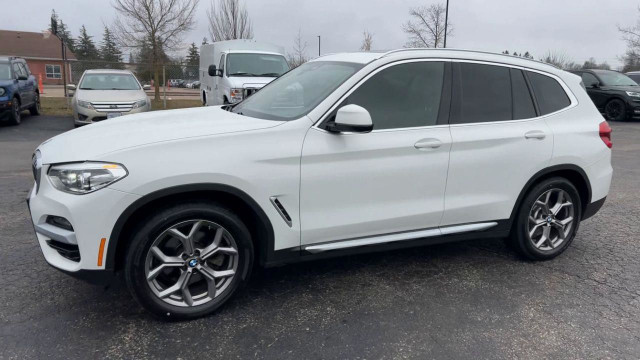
41,97,202,117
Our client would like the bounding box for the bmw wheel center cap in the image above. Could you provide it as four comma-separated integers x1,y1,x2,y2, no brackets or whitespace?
188,259,198,267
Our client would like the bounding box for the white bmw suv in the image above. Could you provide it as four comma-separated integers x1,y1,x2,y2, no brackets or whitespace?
28,49,612,320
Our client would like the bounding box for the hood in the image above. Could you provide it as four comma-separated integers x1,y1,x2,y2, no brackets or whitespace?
76,89,147,102
605,85,640,92
38,106,283,164
0,79,14,86
227,76,276,89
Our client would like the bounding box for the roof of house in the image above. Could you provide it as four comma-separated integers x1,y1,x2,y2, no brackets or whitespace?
0,30,76,60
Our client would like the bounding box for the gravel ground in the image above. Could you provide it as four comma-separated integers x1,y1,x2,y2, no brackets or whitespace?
1,115,639,359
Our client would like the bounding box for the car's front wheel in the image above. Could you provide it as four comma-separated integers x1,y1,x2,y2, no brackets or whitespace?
510,177,582,260
125,202,254,320
605,99,627,121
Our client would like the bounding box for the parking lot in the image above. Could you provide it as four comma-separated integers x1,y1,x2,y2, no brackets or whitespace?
1,115,639,359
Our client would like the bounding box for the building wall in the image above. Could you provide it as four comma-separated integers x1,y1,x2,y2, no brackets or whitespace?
25,59,72,85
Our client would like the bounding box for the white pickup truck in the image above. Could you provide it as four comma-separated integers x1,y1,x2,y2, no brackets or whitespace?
200,40,289,106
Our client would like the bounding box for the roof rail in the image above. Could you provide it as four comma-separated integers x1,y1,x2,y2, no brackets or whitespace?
380,48,559,69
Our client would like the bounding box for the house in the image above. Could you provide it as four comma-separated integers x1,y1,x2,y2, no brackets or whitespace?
0,30,76,85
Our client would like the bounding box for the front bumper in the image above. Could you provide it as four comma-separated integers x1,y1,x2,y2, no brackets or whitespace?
73,104,150,125
0,99,12,118
27,167,140,282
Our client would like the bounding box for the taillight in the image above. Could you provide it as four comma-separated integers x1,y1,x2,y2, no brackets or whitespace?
599,121,612,149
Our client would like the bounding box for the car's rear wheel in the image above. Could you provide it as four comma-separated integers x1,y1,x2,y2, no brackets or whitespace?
124,202,254,320
510,177,581,260
605,99,626,121
29,92,41,116
9,98,21,125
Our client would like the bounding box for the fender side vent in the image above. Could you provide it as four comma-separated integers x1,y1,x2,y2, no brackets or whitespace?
270,196,292,227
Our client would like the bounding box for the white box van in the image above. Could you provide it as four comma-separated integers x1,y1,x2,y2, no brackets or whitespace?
200,40,289,106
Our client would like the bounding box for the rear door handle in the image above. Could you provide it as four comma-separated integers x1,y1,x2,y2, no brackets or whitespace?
414,138,442,150
524,130,546,140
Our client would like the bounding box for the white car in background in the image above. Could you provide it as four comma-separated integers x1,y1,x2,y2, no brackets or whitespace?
29,49,612,320
70,69,151,127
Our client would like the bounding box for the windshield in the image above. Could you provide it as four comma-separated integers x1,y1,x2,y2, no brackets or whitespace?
596,71,638,86
226,53,290,77
231,61,364,121
79,73,141,90
0,64,11,80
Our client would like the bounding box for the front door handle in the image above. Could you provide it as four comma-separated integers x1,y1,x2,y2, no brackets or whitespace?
414,138,442,150
524,130,546,140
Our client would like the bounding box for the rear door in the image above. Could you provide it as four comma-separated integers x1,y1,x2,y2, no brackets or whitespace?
18,62,35,105
441,62,556,226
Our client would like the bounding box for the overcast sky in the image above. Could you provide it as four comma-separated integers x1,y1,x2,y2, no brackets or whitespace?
4,0,638,68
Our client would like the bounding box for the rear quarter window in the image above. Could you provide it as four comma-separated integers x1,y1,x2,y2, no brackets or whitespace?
527,72,571,115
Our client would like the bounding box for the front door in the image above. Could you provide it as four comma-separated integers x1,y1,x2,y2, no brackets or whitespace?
300,60,452,246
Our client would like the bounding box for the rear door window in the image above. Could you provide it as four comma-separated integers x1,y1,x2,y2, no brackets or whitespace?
527,71,571,115
453,62,512,124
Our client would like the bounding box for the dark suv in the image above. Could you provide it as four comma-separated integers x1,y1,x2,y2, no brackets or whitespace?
0,57,41,125
571,69,640,121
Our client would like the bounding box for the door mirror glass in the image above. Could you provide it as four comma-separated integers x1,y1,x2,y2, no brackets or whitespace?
326,104,373,133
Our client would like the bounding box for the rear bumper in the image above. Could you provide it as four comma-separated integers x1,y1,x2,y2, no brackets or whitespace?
582,196,606,220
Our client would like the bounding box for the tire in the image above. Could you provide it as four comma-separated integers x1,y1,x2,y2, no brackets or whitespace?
201,92,207,106
604,99,627,122
124,202,254,320
29,92,41,116
510,177,582,261
8,98,21,125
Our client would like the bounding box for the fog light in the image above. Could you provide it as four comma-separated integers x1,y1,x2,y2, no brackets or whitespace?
46,215,74,231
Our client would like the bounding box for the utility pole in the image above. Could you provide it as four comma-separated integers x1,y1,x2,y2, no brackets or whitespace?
51,16,68,105
443,0,450,48
317,36,321,57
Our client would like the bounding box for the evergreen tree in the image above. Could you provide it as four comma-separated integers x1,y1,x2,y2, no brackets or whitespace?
523,51,532,59
186,43,199,66
100,26,124,68
202,37,208,45
48,9,75,53
75,25,100,61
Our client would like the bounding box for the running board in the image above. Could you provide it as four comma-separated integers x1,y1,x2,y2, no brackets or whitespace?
303,222,498,254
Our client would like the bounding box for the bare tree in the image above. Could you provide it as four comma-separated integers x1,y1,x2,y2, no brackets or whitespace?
207,0,253,42
112,0,199,100
540,50,579,70
360,30,373,51
402,4,452,48
619,7,640,72
287,29,308,68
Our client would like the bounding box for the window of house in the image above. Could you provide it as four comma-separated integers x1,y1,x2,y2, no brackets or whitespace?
46,64,62,79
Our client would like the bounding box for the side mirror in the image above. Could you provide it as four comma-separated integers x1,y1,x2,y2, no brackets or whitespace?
143,84,151,90
67,84,77,90
17,75,28,81
326,104,373,133
208,65,221,77
592,82,600,88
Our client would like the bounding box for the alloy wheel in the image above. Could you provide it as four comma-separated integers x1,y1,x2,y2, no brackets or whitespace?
606,101,623,120
527,188,575,251
144,219,239,307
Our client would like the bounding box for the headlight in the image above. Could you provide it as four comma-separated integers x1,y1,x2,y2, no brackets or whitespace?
0,87,5,97
132,99,148,109
626,91,640,98
78,100,93,109
229,88,244,103
48,162,127,194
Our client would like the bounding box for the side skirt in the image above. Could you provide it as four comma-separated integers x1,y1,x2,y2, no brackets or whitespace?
265,220,510,267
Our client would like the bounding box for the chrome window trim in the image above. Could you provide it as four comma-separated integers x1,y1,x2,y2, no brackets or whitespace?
311,57,578,133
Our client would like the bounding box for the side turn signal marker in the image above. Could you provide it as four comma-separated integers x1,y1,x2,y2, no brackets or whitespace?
97,238,107,267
